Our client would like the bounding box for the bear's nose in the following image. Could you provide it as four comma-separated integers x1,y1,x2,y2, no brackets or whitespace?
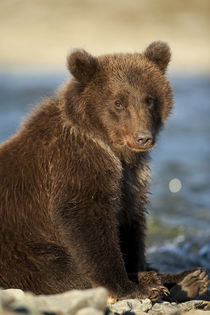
134,131,153,146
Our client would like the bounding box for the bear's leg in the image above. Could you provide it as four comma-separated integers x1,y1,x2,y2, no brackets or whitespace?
159,268,209,302
118,167,170,299
119,221,146,276
120,163,157,277
0,241,91,294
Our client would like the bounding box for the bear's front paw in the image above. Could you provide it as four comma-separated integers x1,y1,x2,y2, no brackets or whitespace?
137,271,169,301
107,273,169,303
170,267,209,302
108,277,167,303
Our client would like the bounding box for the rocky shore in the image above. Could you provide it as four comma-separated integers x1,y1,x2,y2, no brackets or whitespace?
1,287,210,315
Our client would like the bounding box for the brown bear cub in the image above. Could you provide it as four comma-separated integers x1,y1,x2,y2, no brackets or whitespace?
0,42,208,302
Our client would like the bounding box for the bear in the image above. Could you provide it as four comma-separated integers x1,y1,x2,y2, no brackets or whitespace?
0,41,209,302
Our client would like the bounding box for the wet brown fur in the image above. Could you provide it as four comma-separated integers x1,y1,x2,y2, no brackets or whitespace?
0,42,208,301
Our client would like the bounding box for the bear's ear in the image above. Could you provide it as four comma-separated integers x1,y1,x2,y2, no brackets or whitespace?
143,41,171,73
67,49,98,83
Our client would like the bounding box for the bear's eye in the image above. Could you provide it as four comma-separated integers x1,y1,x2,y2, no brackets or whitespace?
146,96,155,108
114,100,123,110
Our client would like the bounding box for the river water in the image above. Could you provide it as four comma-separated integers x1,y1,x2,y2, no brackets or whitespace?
0,70,209,274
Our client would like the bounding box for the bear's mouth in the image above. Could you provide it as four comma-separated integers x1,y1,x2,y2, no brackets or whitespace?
126,141,154,152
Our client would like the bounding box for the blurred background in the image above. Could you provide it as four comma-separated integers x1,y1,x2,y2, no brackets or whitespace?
0,0,210,273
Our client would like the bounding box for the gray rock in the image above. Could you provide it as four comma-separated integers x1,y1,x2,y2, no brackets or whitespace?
181,311,210,315
149,301,181,315
108,298,152,314
108,292,210,315
148,299,210,315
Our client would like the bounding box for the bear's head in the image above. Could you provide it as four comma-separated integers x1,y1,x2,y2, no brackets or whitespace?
65,41,173,153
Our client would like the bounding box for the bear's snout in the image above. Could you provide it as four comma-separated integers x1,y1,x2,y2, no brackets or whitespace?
134,131,153,148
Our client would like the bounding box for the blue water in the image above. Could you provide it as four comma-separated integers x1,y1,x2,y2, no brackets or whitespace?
0,70,209,273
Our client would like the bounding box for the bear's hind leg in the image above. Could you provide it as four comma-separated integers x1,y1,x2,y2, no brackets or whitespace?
160,268,209,302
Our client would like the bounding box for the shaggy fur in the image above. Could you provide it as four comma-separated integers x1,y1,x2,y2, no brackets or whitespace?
0,42,208,301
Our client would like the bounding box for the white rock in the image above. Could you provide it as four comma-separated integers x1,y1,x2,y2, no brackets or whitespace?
76,306,104,315
0,287,108,315
1,288,25,303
